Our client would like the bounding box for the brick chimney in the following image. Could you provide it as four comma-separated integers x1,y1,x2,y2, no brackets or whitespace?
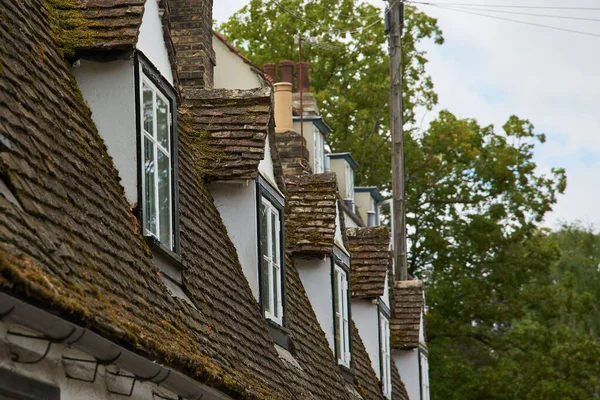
279,60,295,86
264,63,276,83
297,61,310,93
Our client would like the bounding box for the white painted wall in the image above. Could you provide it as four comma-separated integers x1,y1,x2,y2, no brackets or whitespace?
295,256,335,351
334,203,350,255
209,181,260,300
344,211,360,228
0,322,176,400
213,35,262,90
393,349,421,400
293,120,317,169
351,298,381,379
137,0,173,85
258,135,279,191
72,59,137,204
382,272,390,308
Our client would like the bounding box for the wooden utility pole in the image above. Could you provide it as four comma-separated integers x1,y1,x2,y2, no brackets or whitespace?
388,1,408,281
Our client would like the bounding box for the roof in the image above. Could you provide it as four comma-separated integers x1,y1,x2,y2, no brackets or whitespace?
355,187,385,203
49,0,146,57
346,227,391,298
328,152,359,170
285,173,339,256
0,2,297,397
351,322,385,400
273,130,311,177
293,115,332,135
185,87,273,181
391,361,410,400
390,280,425,350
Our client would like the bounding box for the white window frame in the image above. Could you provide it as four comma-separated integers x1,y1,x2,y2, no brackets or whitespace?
140,74,173,250
334,265,350,367
260,196,284,326
380,314,392,398
345,161,354,201
313,125,324,174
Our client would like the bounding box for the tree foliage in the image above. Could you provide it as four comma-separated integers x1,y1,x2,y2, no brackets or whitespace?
220,0,442,188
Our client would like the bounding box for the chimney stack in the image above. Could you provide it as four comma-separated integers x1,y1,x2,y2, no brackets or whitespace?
297,61,310,93
263,63,276,83
274,82,293,133
279,60,295,86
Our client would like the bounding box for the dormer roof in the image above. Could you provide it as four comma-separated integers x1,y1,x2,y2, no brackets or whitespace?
285,173,338,256
328,152,359,170
391,280,425,350
355,186,385,203
50,0,146,57
186,87,273,181
346,226,391,298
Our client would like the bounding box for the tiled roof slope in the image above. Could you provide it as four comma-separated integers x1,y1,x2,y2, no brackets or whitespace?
346,226,391,298
285,173,338,255
285,255,353,399
185,87,272,181
352,323,385,400
391,362,410,400
0,1,296,398
47,0,145,57
391,280,425,350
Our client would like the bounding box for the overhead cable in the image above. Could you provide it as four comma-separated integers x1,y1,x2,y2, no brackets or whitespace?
410,2,600,38
406,1,600,11
433,5,600,22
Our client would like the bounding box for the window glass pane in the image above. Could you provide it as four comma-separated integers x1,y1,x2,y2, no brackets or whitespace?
144,136,156,235
333,269,339,312
157,149,171,247
143,83,154,136
335,315,342,359
260,202,269,257
156,96,169,150
271,210,277,261
272,264,278,317
262,257,271,314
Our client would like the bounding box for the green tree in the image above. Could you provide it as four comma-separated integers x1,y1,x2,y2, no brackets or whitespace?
219,0,443,188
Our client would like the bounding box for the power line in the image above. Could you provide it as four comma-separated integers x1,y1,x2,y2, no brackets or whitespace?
406,1,600,11
436,5,600,22
410,2,600,38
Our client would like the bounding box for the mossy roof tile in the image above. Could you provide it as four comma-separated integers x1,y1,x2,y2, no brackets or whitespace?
346,226,391,298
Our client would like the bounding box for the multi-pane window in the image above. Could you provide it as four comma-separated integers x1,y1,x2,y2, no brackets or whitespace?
260,196,283,325
345,162,354,200
380,314,392,398
334,265,350,367
141,75,173,249
313,125,324,173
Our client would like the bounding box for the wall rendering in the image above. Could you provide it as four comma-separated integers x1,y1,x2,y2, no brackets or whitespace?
72,59,137,204
394,349,421,400
296,256,335,351
213,35,262,90
137,0,174,85
209,181,260,300
351,298,381,379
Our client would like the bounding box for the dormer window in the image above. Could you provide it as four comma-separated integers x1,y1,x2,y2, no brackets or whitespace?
334,264,350,367
380,313,392,398
137,55,178,253
345,162,354,201
313,124,324,173
259,184,285,326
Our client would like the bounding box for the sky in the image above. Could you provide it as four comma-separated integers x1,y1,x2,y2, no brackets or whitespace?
213,1,600,229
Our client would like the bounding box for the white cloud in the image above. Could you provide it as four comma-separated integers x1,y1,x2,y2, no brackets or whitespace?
213,1,600,227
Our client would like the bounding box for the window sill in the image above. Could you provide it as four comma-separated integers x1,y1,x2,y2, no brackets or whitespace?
266,319,293,351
